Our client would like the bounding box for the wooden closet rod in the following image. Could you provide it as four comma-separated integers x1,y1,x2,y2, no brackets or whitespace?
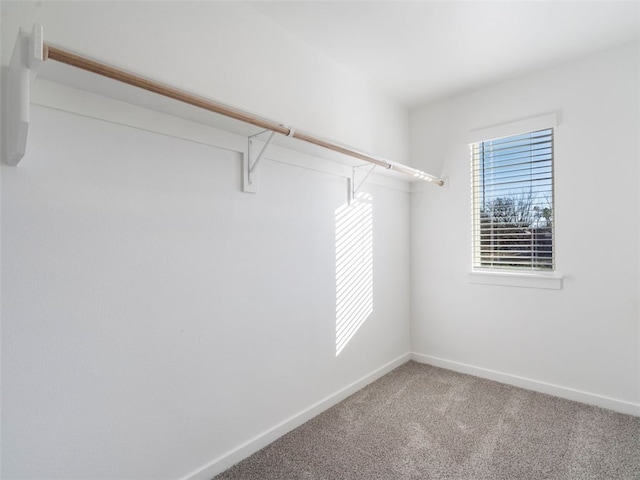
44,44,444,186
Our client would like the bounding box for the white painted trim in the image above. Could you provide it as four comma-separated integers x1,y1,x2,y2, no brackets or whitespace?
468,112,558,144
469,270,563,289
411,353,640,417
30,80,411,193
180,353,411,480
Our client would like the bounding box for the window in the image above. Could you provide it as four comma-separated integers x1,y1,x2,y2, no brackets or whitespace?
471,128,554,272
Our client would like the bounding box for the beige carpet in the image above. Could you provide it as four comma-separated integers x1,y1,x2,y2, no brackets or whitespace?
215,361,640,479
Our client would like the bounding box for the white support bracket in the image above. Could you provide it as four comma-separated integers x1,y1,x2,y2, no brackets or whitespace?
243,129,276,193
242,125,295,193
4,24,44,166
349,163,377,204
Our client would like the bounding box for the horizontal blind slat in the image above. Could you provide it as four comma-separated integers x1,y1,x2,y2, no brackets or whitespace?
472,157,553,172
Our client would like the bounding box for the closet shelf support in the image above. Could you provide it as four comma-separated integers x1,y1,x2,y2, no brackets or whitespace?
244,130,276,193
349,163,377,204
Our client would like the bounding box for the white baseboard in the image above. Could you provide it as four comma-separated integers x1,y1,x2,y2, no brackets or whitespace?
180,352,411,480
411,352,640,417
181,351,637,480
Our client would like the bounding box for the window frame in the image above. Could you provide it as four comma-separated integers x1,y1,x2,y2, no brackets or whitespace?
468,113,562,290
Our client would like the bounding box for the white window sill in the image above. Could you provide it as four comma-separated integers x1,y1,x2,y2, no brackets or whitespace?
469,270,563,290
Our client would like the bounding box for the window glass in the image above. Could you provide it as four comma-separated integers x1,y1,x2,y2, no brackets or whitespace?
471,128,554,271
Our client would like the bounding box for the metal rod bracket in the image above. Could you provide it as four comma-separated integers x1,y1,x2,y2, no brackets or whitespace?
350,163,377,204
243,130,276,193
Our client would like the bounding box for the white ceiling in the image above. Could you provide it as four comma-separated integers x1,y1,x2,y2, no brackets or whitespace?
248,1,640,108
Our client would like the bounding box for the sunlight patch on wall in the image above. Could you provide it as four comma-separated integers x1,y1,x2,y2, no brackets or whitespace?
335,192,373,356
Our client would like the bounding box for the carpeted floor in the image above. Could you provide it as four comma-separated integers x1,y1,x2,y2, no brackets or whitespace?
214,361,640,479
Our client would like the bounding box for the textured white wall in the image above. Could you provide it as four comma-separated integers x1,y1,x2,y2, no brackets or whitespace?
1,105,411,479
410,41,640,410
0,4,414,478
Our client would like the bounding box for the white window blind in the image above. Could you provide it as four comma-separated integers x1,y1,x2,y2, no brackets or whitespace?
471,128,554,271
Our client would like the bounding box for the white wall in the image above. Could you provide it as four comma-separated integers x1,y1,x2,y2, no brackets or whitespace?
0,3,414,478
1,103,411,479
0,1,409,162
410,41,640,412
